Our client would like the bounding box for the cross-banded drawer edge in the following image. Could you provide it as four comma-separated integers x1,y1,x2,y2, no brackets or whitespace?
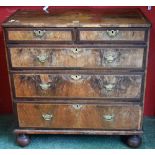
16,103,142,130
5,28,75,43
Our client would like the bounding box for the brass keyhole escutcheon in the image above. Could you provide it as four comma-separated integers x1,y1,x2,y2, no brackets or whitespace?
106,30,119,38
72,104,83,110
72,48,81,54
34,30,46,38
71,75,82,80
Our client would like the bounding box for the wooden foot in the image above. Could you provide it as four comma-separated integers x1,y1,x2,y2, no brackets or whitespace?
121,135,142,148
16,134,31,147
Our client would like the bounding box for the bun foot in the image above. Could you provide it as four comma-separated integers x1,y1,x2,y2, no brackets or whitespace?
121,135,142,148
16,134,30,147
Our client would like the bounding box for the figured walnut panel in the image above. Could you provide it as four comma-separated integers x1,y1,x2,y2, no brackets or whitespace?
13,74,142,99
80,30,145,41
9,48,144,69
17,103,142,129
8,30,72,41
100,48,144,68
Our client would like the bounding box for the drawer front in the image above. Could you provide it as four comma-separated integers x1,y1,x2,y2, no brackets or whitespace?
17,103,142,129
9,47,145,69
7,28,73,42
13,73,142,99
79,29,146,42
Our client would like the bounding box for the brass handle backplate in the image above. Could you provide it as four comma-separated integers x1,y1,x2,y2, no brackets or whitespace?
104,84,115,91
103,114,114,121
42,114,53,121
39,83,51,90
106,30,119,38
34,30,46,38
37,54,48,63
104,54,115,63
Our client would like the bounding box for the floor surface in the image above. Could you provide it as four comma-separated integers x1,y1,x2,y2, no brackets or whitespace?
0,115,155,149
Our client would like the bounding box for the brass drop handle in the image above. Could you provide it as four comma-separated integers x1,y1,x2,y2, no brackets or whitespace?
33,30,46,38
103,51,120,64
72,48,81,54
103,114,114,121
37,54,48,63
42,114,53,121
39,83,51,90
104,54,115,63
71,75,82,80
104,83,115,91
106,30,119,38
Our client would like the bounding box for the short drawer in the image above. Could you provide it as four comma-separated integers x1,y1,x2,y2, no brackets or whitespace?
17,103,142,130
78,28,147,43
12,73,143,99
9,47,145,69
7,28,74,43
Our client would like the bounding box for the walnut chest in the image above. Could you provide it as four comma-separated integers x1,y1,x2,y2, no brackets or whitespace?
2,8,151,148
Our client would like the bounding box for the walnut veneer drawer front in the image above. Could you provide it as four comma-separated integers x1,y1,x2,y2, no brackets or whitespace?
7,28,74,42
79,29,146,43
17,103,141,129
9,47,145,69
13,73,142,99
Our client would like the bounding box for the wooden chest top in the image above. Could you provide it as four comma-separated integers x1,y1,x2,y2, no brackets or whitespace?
2,8,151,28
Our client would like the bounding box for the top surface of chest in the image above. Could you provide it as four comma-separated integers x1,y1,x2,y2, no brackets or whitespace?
2,8,151,28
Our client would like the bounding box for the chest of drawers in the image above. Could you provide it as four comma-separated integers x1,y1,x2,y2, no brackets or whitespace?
2,8,151,148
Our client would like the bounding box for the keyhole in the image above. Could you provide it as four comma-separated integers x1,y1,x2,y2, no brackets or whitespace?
111,30,114,34
76,104,79,108
75,49,79,53
38,30,41,34
72,104,82,109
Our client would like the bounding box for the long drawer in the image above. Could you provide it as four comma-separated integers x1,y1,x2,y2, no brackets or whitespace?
78,28,147,43
9,47,145,69
6,28,74,43
12,73,143,99
17,103,142,129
